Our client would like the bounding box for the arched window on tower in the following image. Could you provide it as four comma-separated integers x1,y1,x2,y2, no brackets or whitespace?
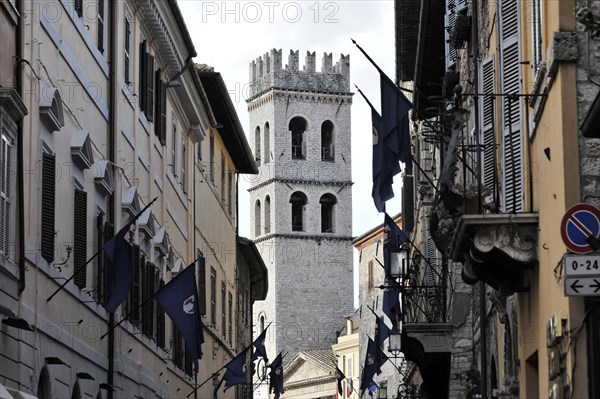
255,199,262,236
321,120,334,161
320,193,336,233
290,191,308,231
260,315,265,333
289,117,307,159
264,122,270,164
255,126,261,165
264,195,271,234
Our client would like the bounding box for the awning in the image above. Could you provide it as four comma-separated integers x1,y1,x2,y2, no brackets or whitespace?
6,386,39,399
0,384,14,399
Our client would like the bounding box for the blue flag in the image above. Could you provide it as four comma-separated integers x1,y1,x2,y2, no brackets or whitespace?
252,324,270,362
103,220,134,312
372,107,401,213
360,337,387,395
269,352,284,399
374,313,391,353
154,264,204,366
383,213,409,277
335,366,346,396
223,350,248,391
382,278,402,333
380,73,413,175
104,198,156,312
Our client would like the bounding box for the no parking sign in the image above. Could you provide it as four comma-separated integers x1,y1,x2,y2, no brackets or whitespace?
560,203,600,254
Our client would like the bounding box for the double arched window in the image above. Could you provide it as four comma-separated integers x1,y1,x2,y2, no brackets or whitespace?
264,195,271,234
264,122,270,163
290,192,308,231
255,199,261,236
320,194,336,233
255,126,261,165
321,120,334,161
289,117,307,159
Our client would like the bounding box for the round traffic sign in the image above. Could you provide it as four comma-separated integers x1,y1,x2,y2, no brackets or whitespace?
561,203,600,254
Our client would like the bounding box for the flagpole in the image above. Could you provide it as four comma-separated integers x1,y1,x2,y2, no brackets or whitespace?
46,197,158,303
97,258,200,340
350,39,413,95
186,342,255,398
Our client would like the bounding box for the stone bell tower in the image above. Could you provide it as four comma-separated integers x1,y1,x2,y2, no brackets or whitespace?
247,49,354,367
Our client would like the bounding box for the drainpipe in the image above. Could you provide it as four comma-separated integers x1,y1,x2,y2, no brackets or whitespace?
107,1,117,397
471,0,487,396
16,0,25,294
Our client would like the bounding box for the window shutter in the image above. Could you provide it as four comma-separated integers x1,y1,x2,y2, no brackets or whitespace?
198,256,206,315
102,221,114,306
146,54,155,122
124,18,131,84
159,80,167,145
499,0,523,212
0,135,12,257
157,279,165,348
139,41,147,110
142,262,155,338
41,153,55,263
97,0,105,53
130,245,141,325
480,58,497,194
445,0,457,68
154,69,165,139
75,0,83,17
73,189,88,289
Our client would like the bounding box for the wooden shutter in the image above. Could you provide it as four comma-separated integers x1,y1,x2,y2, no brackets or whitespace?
480,58,497,194
97,0,105,52
157,279,165,348
102,221,114,305
499,0,523,212
130,245,141,325
73,189,88,289
124,17,131,84
146,54,155,122
0,135,12,257
445,0,457,68
75,0,83,17
41,153,55,263
142,262,155,338
154,69,168,145
139,41,147,111
197,255,206,315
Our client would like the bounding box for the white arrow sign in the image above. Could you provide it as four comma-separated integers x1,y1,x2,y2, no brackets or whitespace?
564,277,600,296
564,254,600,276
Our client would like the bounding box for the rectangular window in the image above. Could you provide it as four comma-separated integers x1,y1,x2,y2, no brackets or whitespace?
368,260,374,291
97,0,105,53
209,133,215,184
99,220,114,305
172,114,178,176
210,268,216,325
227,171,233,216
347,357,353,378
221,282,226,335
73,189,88,289
197,253,206,315
41,153,55,263
182,133,187,193
532,0,543,70
197,140,202,162
228,292,233,344
220,152,225,201
124,8,132,85
154,69,167,145
0,134,13,259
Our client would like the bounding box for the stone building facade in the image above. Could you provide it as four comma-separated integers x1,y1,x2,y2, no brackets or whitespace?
247,49,354,397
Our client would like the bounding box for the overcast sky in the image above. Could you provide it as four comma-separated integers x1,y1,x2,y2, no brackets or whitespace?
178,0,402,303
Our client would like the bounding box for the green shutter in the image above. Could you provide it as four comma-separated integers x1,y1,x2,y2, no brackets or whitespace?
73,189,88,289
41,153,55,263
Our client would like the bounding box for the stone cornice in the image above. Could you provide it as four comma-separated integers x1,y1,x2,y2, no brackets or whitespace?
253,233,353,244
247,88,353,111
248,178,353,192
285,375,336,390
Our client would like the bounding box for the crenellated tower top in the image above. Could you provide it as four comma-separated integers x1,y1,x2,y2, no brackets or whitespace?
248,49,350,98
